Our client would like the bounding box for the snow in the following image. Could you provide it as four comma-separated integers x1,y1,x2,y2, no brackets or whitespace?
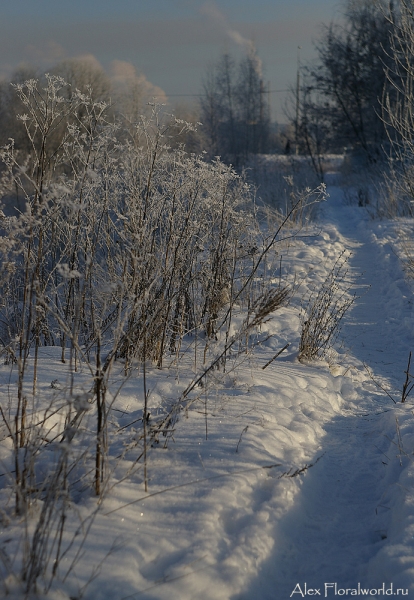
2,170,414,599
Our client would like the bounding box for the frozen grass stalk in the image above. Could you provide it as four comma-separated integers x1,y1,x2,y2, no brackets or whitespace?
299,251,356,361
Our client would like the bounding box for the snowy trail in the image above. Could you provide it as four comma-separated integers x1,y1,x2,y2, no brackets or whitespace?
324,183,414,389
234,182,414,599
236,411,390,599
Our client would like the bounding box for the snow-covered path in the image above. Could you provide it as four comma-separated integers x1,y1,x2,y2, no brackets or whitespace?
235,183,414,599
236,412,391,599
324,183,414,389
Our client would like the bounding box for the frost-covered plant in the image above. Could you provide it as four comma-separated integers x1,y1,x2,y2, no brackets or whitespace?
298,251,356,361
245,154,321,218
0,75,328,595
0,77,267,509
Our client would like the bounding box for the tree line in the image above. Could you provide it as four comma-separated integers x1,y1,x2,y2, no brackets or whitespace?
294,0,396,168
0,1,413,174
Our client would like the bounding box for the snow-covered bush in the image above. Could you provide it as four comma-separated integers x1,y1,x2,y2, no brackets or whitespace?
0,76,327,595
243,154,330,229
298,251,355,361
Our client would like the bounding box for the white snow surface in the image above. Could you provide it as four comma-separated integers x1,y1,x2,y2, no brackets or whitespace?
2,176,414,599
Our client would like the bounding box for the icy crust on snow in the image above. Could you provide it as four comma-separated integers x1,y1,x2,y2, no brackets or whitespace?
3,190,414,598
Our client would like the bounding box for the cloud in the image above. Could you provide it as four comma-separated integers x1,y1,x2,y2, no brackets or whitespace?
199,2,226,23
200,2,251,51
199,2,262,75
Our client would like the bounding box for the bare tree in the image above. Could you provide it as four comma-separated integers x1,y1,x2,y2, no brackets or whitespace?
236,45,270,161
200,48,270,166
52,57,112,104
298,0,394,163
381,0,414,213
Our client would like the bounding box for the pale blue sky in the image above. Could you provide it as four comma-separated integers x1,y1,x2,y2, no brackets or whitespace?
0,0,343,121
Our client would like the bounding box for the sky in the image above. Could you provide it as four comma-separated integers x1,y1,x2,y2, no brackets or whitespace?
0,0,344,123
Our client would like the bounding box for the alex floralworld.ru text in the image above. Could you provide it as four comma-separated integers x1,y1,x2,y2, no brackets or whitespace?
290,583,409,597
